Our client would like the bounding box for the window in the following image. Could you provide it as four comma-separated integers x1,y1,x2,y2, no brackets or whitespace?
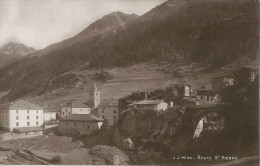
87,126,90,129
36,116,38,119
16,116,19,120
16,110,18,114
102,110,104,113
67,122,68,126
27,110,29,113
36,110,38,113
69,112,70,115
36,122,39,125
27,122,30,126
63,112,64,115
113,110,117,114
80,109,82,111
102,115,105,119
16,122,19,126
27,116,29,120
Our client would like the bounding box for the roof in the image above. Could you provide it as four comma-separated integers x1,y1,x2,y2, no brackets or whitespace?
0,100,43,110
99,99,118,107
14,126,44,133
91,81,99,91
63,102,90,108
129,100,166,106
59,114,104,122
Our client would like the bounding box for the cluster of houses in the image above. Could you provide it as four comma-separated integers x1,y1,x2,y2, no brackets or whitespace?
0,66,257,137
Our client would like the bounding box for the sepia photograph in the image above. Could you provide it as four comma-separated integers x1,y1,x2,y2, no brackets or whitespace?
0,0,259,165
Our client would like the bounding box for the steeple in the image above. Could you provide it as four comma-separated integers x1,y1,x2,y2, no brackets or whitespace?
88,81,100,109
91,81,98,91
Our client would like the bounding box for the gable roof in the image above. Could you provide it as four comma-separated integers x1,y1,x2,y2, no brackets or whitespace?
129,100,166,106
63,102,90,108
13,126,44,133
1,100,43,110
60,114,104,122
99,99,118,107
91,81,99,91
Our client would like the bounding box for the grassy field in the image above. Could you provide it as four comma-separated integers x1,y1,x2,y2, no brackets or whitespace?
9,58,257,112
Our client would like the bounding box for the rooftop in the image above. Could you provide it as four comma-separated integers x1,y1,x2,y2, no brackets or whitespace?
13,126,44,133
63,102,90,108
99,98,118,107
128,100,165,106
60,114,104,122
0,100,43,110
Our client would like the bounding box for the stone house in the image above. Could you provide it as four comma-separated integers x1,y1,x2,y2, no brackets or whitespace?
196,89,218,102
97,99,119,126
58,114,103,136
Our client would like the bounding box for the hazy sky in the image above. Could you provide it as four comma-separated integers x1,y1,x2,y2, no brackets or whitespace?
0,0,166,49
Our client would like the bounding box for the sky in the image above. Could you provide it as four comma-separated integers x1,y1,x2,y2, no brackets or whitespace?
0,0,166,49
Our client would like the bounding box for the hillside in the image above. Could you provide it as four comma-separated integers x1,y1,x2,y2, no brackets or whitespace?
0,0,258,101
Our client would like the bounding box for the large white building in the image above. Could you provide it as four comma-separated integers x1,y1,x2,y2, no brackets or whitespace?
61,102,91,118
0,100,44,133
128,100,168,111
97,99,119,126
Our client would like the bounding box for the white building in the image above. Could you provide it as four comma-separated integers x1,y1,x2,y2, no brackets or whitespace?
97,99,119,126
127,100,168,111
0,100,44,133
43,111,57,123
61,102,91,118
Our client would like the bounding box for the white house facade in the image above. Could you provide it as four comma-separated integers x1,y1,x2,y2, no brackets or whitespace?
0,100,44,132
128,100,168,111
61,102,91,118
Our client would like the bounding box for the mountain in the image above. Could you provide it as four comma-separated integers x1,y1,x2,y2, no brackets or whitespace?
32,11,139,57
0,42,36,56
0,0,258,101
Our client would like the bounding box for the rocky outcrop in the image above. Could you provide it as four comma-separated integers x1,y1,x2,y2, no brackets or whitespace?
113,130,134,150
89,145,129,165
118,108,184,140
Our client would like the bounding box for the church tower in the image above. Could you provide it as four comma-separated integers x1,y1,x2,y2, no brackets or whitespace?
89,81,100,109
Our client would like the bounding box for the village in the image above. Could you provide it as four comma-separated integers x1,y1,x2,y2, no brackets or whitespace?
0,66,257,164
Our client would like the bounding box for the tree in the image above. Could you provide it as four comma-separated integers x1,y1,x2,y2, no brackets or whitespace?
220,74,258,144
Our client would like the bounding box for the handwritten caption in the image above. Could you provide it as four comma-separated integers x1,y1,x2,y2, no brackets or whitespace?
172,155,238,161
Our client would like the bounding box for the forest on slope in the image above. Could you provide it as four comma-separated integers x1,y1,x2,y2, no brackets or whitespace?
0,0,258,101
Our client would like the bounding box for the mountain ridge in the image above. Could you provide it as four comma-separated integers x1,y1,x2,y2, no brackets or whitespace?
0,0,258,101
0,42,36,56
30,11,139,57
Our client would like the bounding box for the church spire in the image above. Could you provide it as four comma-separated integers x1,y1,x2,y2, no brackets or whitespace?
88,81,100,109
91,81,98,91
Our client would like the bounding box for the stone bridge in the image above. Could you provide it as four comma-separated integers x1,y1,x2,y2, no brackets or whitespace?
182,104,225,135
